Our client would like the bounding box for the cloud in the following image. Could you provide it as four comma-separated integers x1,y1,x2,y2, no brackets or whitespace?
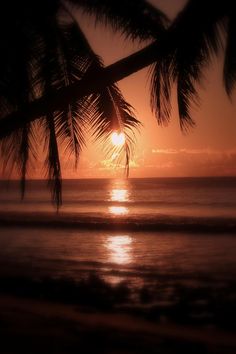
131,148,236,177
152,149,178,154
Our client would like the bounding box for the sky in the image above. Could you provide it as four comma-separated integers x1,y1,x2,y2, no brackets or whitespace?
2,0,236,179
61,0,236,179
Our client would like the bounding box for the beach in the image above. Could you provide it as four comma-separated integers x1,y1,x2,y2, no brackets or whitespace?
1,295,236,354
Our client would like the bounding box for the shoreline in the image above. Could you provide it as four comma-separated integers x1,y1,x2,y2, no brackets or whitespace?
0,211,236,233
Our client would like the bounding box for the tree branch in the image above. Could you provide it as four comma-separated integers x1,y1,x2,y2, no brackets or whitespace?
0,40,159,139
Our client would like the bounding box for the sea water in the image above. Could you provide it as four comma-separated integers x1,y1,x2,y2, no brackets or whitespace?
0,177,236,328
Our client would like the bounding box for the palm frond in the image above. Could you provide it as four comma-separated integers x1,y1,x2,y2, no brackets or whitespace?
0,1,41,196
69,0,168,41
43,113,62,208
35,16,65,208
176,76,197,132
0,122,38,194
55,21,94,166
0,2,61,203
223,15,236,96
19,125,30,199
31,13,91,206
90,83,141,174
0,1,141,205
59,17,141,173
150,0,226,131
173,0,224,129
150,53,173,126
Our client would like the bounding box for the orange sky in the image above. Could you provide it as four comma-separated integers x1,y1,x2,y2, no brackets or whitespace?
1,0,236,179
62,0,236,178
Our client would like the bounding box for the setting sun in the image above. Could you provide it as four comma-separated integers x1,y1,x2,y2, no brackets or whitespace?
111,131,125,147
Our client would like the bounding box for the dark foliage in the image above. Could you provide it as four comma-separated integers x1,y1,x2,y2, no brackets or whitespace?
0,0,235,205
151,0,235,131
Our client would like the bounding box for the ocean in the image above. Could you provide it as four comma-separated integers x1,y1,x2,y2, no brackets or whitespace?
0,177,236,329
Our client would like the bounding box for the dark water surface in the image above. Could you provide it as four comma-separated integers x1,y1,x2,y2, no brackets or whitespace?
0,177,236,330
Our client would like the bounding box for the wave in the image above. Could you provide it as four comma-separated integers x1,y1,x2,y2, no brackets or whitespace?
1,198,235,208
0,211,236,233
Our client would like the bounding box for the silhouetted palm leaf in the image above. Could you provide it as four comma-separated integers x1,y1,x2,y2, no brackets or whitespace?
150,50,173,126
0,123,38,196
0,0,40,195
72,0,168,41
90,83,140,172
223,14,236,95
69,21,141,172
0,0,144,206
150,0,228,131
53,21,92,167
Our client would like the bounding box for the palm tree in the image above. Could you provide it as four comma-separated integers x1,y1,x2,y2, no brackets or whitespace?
0,0,165,206
0,0,235,206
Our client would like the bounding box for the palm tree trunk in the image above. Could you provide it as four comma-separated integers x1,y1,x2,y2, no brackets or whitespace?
0,41,159,139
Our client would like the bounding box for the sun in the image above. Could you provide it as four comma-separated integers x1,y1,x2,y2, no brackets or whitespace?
111,131,125,147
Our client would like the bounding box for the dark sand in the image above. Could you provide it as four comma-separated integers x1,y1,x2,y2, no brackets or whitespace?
1,295,236,354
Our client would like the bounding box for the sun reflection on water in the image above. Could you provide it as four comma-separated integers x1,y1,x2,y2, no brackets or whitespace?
109,180,131,215
110,189,129,202
109,206,129,215
105,235,133,265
